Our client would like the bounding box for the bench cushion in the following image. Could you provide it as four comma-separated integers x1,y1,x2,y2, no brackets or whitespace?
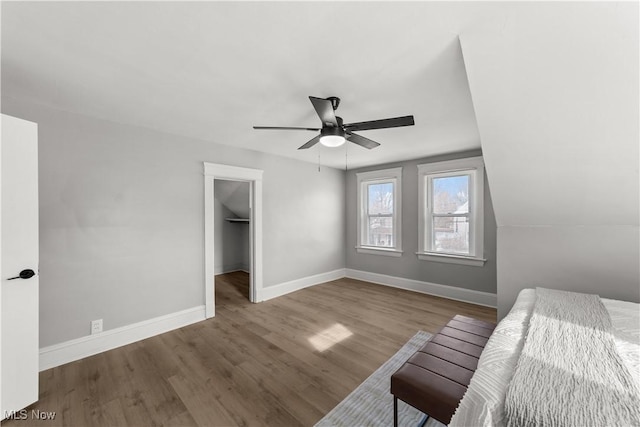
390,315,496,424
391,362,468,424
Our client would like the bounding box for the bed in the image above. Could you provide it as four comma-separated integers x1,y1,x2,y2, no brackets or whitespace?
449,288,640,426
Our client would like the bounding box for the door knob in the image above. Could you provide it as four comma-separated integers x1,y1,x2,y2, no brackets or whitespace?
7,269,35,280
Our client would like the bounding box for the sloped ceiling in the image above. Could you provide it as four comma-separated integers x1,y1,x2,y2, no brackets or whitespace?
215,180,250,219
459,2,638,227
1,1,484,170
458,2,639,316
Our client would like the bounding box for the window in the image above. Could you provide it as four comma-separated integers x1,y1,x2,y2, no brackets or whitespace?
356,167,402,256
417,157,485,266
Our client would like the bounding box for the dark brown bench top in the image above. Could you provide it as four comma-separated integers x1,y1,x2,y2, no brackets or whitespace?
390,315,496,425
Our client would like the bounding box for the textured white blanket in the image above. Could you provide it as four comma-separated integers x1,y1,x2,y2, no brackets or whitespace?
504,288,640,427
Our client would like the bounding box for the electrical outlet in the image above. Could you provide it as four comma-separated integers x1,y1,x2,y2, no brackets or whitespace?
91,319,103,335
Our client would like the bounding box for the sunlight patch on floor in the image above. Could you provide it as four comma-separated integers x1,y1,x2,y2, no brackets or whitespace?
308,323,354,352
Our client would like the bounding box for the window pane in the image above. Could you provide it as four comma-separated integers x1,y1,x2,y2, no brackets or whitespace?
433,216,469,254
368,182,394,215
368,216,393,247
432,175,469,214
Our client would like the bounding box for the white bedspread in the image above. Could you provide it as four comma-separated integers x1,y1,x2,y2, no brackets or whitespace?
449,289,640,427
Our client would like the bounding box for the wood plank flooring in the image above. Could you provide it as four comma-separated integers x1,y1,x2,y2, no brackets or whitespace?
5,273,496,426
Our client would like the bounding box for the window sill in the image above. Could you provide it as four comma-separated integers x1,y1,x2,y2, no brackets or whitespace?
416,252,486,267
356,246,403,257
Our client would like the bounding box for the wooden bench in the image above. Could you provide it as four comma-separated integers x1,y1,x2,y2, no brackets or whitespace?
390,315,496,426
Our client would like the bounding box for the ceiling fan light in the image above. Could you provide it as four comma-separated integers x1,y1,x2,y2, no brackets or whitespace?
319,135,346,147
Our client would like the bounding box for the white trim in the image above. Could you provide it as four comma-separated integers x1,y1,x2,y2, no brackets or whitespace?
215,263,250,275
261,269,346,301
38,267,495,371
355,167,404,182
345,268,496,308
356,167,403,252
355,246,403,257
204,163,264,315
204,163,263,181
416,252,486,266
204,175,215,316
39,306,206,371
418,156,484,259
417,157,485,175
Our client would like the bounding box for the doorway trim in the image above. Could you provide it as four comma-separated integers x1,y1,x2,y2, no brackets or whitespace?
204,162,263,318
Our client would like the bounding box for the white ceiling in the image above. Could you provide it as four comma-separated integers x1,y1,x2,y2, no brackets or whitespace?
1,1,487,170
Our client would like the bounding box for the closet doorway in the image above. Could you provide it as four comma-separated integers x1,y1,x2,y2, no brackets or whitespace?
214,179,251,302
204,163,263,318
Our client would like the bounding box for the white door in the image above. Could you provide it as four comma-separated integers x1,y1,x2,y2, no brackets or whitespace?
1,114,39,418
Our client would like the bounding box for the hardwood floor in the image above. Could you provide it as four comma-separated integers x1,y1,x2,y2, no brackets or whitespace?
6,273,496,426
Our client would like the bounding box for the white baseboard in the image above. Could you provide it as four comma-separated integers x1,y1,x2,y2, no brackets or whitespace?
38,270,494,370
345,269,497,308
261,268,496,307
215,263,248,275
261,268,346,301
39,305,206,371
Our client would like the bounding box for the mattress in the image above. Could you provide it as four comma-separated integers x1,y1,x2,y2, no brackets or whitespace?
449,288,640,427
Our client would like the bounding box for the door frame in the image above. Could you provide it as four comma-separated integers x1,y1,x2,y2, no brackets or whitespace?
204,162,263,318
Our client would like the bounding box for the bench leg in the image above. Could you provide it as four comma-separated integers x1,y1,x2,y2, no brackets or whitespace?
394,396,398,427
417,413,429,427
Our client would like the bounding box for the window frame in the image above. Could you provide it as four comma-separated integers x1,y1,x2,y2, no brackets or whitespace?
417,157,485,266
356,167,403,257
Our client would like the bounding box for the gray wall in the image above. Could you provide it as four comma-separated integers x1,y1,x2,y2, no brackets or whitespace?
3,98,346,347
497,226,640,318
458,2,639,318
213,183,250,274
346,150,497,294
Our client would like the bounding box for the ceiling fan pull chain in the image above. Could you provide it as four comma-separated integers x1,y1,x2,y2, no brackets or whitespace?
318,149,321,173
345,143,348,171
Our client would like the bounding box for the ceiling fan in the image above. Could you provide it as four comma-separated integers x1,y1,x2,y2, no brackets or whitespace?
253,96,415,150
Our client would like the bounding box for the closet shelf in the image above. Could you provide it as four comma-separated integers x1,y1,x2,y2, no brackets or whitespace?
225,218,250,223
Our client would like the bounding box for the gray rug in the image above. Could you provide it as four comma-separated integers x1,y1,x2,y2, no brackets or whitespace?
314,330,446,427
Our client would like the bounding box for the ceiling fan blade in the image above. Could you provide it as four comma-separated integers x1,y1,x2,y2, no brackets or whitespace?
298,135,321,150
344,115,414,132
346,132,381,150
309,96,338,127
253,126,320,131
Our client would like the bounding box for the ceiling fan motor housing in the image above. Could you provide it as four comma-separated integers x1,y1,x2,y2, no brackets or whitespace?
320,116,346,147
321,125,345,139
